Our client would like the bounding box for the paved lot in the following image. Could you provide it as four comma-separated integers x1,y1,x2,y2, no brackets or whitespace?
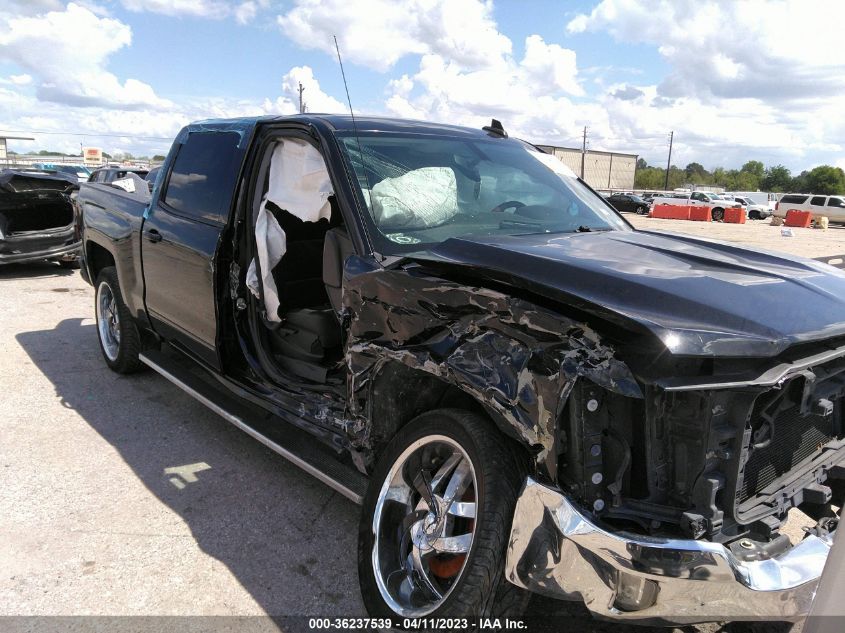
0,247,825,631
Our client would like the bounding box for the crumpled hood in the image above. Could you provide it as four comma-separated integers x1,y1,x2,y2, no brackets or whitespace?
414,229,845,357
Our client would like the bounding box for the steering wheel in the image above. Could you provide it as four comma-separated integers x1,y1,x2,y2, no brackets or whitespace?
490,200,526,214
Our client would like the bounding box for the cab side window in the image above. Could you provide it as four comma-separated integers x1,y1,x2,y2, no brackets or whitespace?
161,131,242,224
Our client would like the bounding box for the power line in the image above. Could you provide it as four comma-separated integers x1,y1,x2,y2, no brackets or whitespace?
0,129,173,141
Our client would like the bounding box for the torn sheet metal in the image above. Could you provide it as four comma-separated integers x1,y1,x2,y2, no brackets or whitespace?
345,264,641,478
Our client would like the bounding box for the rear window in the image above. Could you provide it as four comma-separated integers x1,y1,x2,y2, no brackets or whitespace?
162,131,242,224
780,195,809,204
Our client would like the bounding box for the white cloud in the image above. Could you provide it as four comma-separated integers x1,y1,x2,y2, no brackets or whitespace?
0,64,343,158
0,3,171,110
567,0,845,102
120,0,229,19
0,73,32,85
383,34,585,146
277,0,511,72
121,0,269,23
560,0,845,169
263,66,346,115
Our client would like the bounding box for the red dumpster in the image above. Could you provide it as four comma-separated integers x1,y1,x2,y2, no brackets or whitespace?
785,209,812,228
689,206,711,222
724,207,746,224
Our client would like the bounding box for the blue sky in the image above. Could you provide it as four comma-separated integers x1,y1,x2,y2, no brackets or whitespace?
0,1,842,172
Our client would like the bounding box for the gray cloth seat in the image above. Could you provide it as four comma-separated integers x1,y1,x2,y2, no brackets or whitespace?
322,226,353,314
266,224,352,383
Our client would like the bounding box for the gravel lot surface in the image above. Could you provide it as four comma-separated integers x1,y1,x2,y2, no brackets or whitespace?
627,214,845,262
2,225,831,631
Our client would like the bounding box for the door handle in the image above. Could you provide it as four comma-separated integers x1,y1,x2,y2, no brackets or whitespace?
144,229,163,243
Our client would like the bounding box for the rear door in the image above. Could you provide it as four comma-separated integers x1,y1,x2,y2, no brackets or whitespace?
141,130,245,369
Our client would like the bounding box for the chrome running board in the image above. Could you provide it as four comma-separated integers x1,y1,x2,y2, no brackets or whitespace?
140,350,367,504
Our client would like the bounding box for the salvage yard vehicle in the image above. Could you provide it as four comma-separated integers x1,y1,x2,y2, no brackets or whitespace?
730,195,772,220
775,194,845,224
31,162,91,184
0,169,80,267
605,191,649,215
87,166,149,184
76,115,844,625
651,190,744,221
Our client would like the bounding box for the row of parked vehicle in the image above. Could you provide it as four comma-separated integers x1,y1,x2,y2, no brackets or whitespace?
0,164,162,268
605,190,779,221
25,162,157,186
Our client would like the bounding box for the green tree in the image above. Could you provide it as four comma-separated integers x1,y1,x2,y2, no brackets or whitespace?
636,157,648,170
152,154,166,162
761,165,791,192
740,160,765,179
791,170,809,192
803,165,845,195
684,162,709,182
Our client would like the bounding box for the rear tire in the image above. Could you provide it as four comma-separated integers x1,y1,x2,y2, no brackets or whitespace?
95,266,143,374
358,409,529,622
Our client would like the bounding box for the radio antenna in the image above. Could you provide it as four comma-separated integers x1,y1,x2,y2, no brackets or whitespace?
333,35,370,197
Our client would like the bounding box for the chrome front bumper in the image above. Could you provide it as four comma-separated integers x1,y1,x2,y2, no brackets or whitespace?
505,478,835,624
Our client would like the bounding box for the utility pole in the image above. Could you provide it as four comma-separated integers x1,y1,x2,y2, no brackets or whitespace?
298,82,305,114
580,126,587,179
664,130,674,190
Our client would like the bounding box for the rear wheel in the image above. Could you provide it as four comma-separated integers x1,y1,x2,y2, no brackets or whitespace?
95,267,143,374
358,409,528,621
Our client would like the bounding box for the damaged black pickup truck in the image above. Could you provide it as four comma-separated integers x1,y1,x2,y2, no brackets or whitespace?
76,115,844,625
0,170,80,267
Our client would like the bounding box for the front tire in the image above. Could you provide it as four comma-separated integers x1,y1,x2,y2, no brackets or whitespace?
95,267,143,373
358,409,528,622
712,207,725,221
636,205,648,215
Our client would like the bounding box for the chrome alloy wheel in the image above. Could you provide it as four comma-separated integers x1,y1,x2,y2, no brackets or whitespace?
96,280,120,361
371,435,478,617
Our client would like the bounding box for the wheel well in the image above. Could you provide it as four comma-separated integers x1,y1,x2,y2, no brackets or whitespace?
366,361,530,464
86,241,115,282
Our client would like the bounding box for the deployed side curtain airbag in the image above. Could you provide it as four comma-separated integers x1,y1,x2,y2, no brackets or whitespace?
248,139,333,322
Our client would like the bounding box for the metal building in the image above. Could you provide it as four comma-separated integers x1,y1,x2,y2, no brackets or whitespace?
0,135,34,167
535,144,638,191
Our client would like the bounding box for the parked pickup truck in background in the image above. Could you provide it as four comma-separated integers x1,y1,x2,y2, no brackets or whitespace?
0,169,80,267
650,190,744,221
76,115,844,625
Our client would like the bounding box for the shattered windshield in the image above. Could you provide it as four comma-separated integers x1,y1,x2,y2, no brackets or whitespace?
335,132,629,253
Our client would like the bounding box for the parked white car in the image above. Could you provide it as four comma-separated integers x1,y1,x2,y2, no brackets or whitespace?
729,196,772,220
650,191,742,221
775,194,845,223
